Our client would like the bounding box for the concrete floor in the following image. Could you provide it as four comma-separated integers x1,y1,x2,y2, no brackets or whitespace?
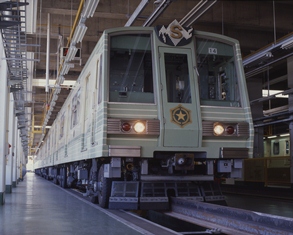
0,172,142,235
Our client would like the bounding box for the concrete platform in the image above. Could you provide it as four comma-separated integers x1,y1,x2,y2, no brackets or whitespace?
0,172,143,235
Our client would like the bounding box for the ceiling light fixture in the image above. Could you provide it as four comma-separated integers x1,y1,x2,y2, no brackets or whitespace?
65,46,78,62
71,23,88,43
243,51,273,66
82,0,100,18
281,39,293,50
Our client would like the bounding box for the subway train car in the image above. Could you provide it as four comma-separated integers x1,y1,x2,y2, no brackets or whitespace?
243,135,291,187
263,135,290,158
34,20,254,210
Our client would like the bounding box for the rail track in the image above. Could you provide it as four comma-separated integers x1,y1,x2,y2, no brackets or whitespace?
64,186,293,235
166,197,293,235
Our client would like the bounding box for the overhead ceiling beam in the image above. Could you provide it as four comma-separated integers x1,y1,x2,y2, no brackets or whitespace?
41,8,126,20
32,79,76,87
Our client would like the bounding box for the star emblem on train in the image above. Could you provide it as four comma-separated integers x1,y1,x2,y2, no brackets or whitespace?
170,105,192,128
155,19,193,46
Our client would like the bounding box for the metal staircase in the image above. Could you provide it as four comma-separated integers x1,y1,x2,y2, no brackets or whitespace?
0,0,29,157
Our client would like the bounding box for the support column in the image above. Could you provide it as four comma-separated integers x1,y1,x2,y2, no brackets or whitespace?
0,37,9,205
12,123,18,187
287,56,293,188
6,93,15,193
246,78,264,158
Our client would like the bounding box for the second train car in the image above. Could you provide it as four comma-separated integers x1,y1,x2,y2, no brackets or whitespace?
34,20,254,209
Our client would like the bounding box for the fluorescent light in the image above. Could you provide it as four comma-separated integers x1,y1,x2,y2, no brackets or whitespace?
82,0,100,18
58,75,65,84
60,64,68,75
280,133,290,137
268,135,277,139
65,46,78,61
60,63,74,75
72,24,88,43
55,86,61,94
243,51,273,66
52,94,58,101
52,95,58,102
281,39,293,49
262,90,288,98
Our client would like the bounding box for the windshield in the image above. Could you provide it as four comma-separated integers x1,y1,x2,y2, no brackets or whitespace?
196,38,240,107
109,34,154,103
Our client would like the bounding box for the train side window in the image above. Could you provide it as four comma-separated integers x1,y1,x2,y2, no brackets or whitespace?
286,140,289,154
60,113,65,139
97,55,103,104
273,142,280,155
109,34,154,103
164,53,191,103
196,38,240,107
71,88,81,128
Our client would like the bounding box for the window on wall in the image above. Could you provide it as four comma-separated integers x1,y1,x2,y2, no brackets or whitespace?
109,34,154,103
71,88,81,128
196,37,240,107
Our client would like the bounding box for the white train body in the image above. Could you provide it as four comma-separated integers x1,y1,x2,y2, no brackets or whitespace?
34,21,254,209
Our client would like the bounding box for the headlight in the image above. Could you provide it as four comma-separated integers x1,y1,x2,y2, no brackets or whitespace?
214,123,224,136
133,122,145,133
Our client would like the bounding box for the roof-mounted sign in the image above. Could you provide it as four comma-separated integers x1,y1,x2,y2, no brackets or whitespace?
155,19,193,46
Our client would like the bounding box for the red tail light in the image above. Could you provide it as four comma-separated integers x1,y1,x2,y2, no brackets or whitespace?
226,126,235,135
122,122,131,132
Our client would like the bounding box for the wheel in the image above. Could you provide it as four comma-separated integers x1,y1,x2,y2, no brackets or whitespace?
97,165,112,208
60,167,67,188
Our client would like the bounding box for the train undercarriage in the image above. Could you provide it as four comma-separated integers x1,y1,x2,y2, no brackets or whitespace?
35,154,233,210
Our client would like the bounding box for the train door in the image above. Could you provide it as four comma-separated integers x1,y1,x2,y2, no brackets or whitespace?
159,47,201,147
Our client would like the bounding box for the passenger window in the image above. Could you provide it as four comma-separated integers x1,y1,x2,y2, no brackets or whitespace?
109,34,154,103
164,53,191,103
60,114,65,139
273,142,280,155
71,88,81,128
196,38,240,107
97,55,103,104
286,140,289,154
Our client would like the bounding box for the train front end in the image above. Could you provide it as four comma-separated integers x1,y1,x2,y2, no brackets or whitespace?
103,21,254,209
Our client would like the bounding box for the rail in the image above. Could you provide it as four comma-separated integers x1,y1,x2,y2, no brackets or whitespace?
167,197,293,235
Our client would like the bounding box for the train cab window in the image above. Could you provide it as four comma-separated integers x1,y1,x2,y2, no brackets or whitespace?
109,34,154,103
164,53,191,103
196,38,240,107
